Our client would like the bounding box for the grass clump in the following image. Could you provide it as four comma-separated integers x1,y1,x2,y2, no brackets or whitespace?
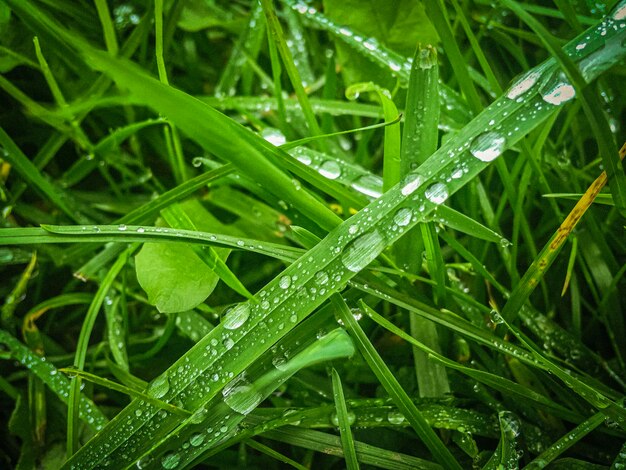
0,0,625,468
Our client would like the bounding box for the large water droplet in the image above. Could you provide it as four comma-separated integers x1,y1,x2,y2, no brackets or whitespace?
424,183,449,204
318,160,341,179
400,173,425,196
222,303,251,330
147,374,170,399
506,70,540,99
161,451,180,469
387,411,405,425
393,208,413,226
541,76,576,105
315,271,329,285
222,376,263,415
261,127,286,146
189,432,205,447
350,174,383,198
279,275,291,289
341,229,387,273
469,132,506,162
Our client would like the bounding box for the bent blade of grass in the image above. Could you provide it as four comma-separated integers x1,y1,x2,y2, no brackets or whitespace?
344,82,400,191
0,225,303,262
52,12,626,469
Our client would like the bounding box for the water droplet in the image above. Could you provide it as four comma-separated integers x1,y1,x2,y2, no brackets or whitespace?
118,224,128,231
189,432,205,447
222,337,235,350
222,303,251,330
541,76,576,105
315,271,329,285
400,173,425,196
318,160,341,179
136,227,145,233
222,376,263,415
393,208,413,227
387,411,405,425
261,128,286,146
330,411,356,426
147,374,170,399
350,174,383,198
279,275,291,289
424,183,449,204
490,310,504,325
341,229,387,273
506,70,540,99
161,451,180,469
469,132,506,162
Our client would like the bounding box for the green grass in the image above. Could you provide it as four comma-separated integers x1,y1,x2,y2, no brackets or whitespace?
0,0,625,468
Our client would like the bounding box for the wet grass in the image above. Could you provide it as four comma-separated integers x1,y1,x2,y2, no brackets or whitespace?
0,0,625,468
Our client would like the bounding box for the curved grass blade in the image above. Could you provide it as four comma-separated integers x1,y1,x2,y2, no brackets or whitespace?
0,225,303,263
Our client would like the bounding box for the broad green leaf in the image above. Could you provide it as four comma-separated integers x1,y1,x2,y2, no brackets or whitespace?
135,242,221,314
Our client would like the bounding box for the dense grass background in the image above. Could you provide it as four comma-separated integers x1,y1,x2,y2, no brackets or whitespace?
1,0,626,468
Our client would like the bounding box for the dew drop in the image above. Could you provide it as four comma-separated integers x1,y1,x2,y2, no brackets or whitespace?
118,224,128,231
400,173,425,196
424,183,449,204
222,303,251,330
279,275,291,289
161,451,180,469
490,310,504,325
222,377,263,415
393,208,413,227
318,160,341,179
189,432,205,447
315,271,329,285
341,229,387,273
541,77,576,105
387,411,405,425
222,337,235,350
147,374,170,399
469,132,506,162
350,174,383,198
506,70,540,99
